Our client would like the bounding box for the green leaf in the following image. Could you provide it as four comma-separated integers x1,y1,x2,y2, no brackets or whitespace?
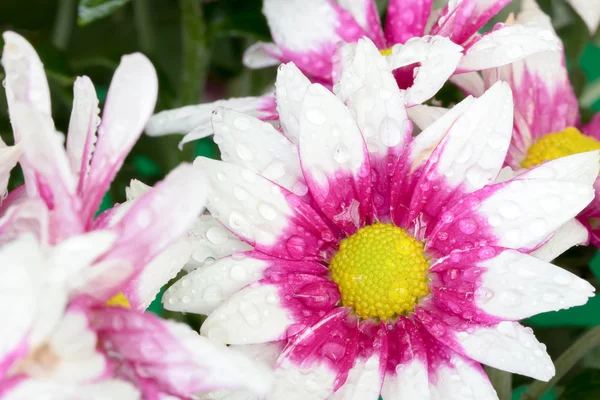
78,0,131,26
512,385,556,400
559,369,600,399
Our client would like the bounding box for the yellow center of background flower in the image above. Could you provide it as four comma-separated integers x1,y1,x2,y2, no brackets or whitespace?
379,47,393,56
522,127,600,168
329,223,429,320
106,292,131,308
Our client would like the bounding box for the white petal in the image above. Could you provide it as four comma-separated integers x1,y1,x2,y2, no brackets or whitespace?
275,63,312,144
566,0,600,34
243,41,283,68
381,359,430,399
270,358,337,399
331,354,384,400
531,219,589,262
518,151,600,185
429,356,498,400
407,104,449,131
51,230,117,280
212,108,306,195
1,379,140,400
0,143,21,198
450,72,485,97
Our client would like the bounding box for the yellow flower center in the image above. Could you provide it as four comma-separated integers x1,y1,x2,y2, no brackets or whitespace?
329,223,430,320
379,47,393,57
106,292,131,308
522,127,600,168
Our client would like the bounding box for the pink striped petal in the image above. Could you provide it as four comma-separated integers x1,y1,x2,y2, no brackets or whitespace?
211,108,308,197
101,164,208,304
299,84,372,234
386,0,433,44
92,306,273,398
430,0,511,45
197,157,337,260
388,36,463,106
164,251,327,315
275,62,311,145
66,76,100,195
407,82,512,231
81,53,158,225
381,317,429,399
263,0,366,81
271,308,358,398
339,0,386,48
0,198,48,246
0,143,20,200
10,104,83,242
201,274,340,345
243,41,284,68
582,113,600,140
335,39,412,220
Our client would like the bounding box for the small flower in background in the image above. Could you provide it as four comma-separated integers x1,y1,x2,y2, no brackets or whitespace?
0,32,273,399
144,0,562,145
164,40,599,399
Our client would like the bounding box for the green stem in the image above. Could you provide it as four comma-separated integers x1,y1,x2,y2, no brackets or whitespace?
133,0,155,55
52,0,75,50
178,0,209,106
523,326,600,400
485,367,512,400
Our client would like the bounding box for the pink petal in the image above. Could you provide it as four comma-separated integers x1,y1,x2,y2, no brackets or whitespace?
100,164,208,306
0,198,49,246
299,84,373,234
80,53,158,225
271,308,359,398
339,0,386,48
163,251,328,315
196,157,337,260
201,274,340,345
66,76,100,195
582,113,600,140
92,306,273,398
335,39,412,221
386,0,433,44
430,0,511,45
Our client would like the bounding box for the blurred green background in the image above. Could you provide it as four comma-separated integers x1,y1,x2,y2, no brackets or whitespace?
1,1,600,398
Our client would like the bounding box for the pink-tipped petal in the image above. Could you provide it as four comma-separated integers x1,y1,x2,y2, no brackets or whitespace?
531,218,589,262
407,82,512,230
211,108,307,196
275,63,312,144
81,53,158,224
196,157,337,260
271,308,359,399
0,143,20,200
381,317,430,399
10,104,83,242
335,38,412,220
299,84,373,234
430,0,511,44
163,252,327,315
0,198,49,246
243,41,284,68
201,274,340,345
406,104,449,131
386,0,433,44
458,23,562,72
66,76,101,194
388,36,463,106
339,0,386,48
102,164,208,306
92,307,273,398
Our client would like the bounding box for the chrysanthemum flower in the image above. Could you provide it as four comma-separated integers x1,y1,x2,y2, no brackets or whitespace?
164,40,599,399
144,0,561,144
459,0,600,246
0,32,273,399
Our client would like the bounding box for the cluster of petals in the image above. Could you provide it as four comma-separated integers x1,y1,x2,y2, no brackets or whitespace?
162,36,600,400
144,0,563,145
0,32,272,399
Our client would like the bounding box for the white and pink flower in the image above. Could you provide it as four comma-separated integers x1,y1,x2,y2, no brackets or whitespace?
163,40,598,399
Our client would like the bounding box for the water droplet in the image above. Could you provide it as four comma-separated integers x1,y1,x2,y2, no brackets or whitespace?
234,116,251,131
207,226,228,245
236,143,254,161
441,212,454,223
229,265,246,281
202,285,223,304
182,296,191,304
553,273,573,286
333,145,350,163
286,235,306,259
305,108,326,125
239,302,262,328
292,181,309,196
458,218,477,234
258,203,278,221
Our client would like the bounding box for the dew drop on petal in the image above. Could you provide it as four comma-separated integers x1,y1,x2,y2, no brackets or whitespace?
258,203,278,221
207,226,229,245
229,265,246,281
305,108,326,125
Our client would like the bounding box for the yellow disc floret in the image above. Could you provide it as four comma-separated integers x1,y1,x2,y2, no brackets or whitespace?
106,292,131,308
329,223,429,320
522,127,600,168
379,47,393,57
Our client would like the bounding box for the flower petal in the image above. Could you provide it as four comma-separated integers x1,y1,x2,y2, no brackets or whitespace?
430,247,594,322
211,108,307,196
407,82,512,230
201,274,340,345
0,198,49,246
275,62,312,145
381,317,430,399
566,0,600,34
335,38,412,220
406,104,449,131
388,36,463,106
430,0,511,44
197,157,337,260
386,0,433,44
417,306,554,381
531,218,589,262
0,379,140,400
338,0,385,48
582,112,600,140
81,53,158,224
271,308,358,399
299,84,372,234
243,41,284,68
92,306,273,397
450,72,486,96
164,252,327,315
66,76,100,194
0,143,20,200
